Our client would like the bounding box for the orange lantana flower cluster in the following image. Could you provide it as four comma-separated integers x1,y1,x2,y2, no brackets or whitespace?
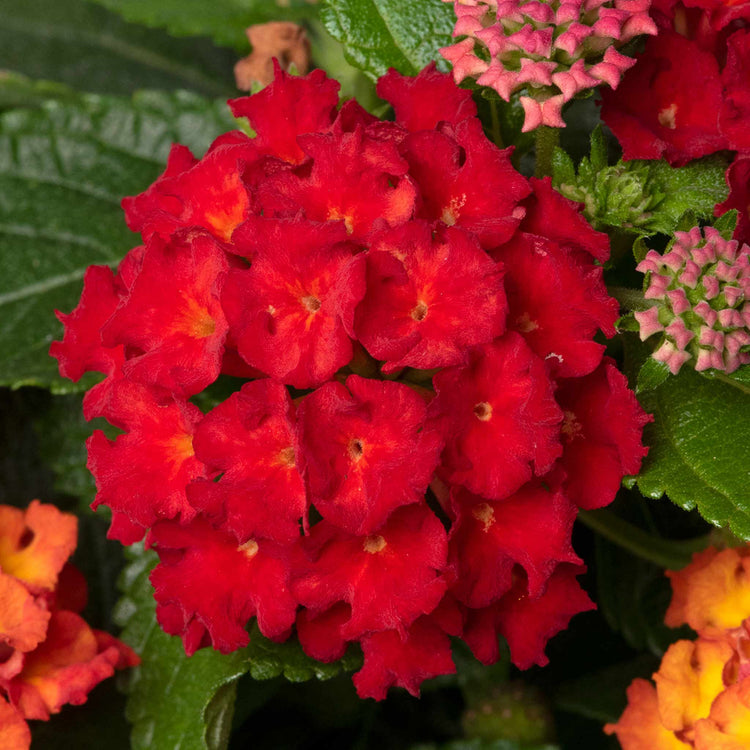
0,501,138,749
606,546,750,749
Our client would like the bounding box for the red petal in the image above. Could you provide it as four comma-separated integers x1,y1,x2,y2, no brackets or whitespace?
432,333,563,500
353,616,456,700
298,376,443,535
189,378,306,544
355,221,507,371
449,483,581,608
376,63,478,132
150,518,297,653
555,358,651,510
292,504,448,640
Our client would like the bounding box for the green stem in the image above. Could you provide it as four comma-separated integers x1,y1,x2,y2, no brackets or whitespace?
534,125,560,178
609,285,650,312
578,509,710,570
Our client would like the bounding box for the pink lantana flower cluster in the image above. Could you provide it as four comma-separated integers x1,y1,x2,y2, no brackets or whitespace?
635,225,750,374
51,64,650,699
440,0,657,131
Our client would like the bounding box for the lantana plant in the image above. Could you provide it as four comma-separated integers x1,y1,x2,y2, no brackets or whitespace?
0,0,749,747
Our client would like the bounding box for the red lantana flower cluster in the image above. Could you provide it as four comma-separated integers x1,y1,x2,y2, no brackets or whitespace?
51,64,650,699
0,502,138,750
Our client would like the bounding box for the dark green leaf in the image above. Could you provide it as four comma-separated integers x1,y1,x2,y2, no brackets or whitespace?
593,534,678,655
114,545,249,750
0,0,236,97
635,362,750,538
714,208,739,240
245,621,362,682
0,72,82,112
552,654,659,723
636,358,670,394
321,0,455,79
0,91,235,390
88,0,320,51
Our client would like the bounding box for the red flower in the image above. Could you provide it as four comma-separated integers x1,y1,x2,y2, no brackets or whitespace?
353,616,456,700
600,31,728,164
403,119,530,248
493,230,618,378
448,484,581,608
292,505,448,640
102,231,229,398
123,140,255,243
221,218,365,388
720,29,750,151
2,611,137,720
518,177,610,264
376,62,478,133
229,63,340,165
432,333,563,500
150,517,297,654
298,376,443,535
188,379,306,544
554,358,652,510
354,221,506,371
463,564,594,669
258,127,417,242
49,265,125,384
87,380,206,542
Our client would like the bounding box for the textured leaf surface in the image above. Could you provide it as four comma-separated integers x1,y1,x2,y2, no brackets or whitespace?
635,365,750,538
245,622,362,682
114,545,249,750
321,0,455,79
0,0,236,97
88,0,321,51
0,91,236,390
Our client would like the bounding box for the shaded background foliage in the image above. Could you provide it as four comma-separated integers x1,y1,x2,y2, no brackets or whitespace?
0,0,747,748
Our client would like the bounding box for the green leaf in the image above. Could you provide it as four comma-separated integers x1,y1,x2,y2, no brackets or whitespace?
714,208,739,240
321,0,455,79
634,362,750,539
0,72,82,113
0,91,235,390
88,0,320,51
551,147,576,190
114,545,249,750
0,0,236,98
636,358,670,394
245,621,362,682
552,654,659,723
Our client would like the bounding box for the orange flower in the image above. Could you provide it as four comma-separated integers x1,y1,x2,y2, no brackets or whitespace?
0,696,30,750
666,547,750,635
608,546,750,749
0,500,139,741
0,501,77,593
604,679,691,750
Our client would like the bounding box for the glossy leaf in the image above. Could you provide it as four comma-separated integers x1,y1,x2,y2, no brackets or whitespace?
114,545,249,750
635,364,750,538
0,91,235,390
87,0,320,51
0,0,236,97
321,0,455,79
